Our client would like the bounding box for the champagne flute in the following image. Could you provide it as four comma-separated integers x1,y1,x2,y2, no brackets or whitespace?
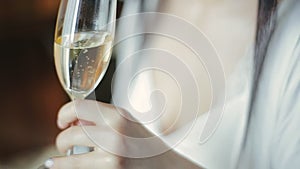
53,0,117,155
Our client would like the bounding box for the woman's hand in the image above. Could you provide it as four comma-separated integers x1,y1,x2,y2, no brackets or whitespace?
47,100,202,169
51,100,126,168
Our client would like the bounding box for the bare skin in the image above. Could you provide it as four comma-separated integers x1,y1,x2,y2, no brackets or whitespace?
51,0,258,168
51,100,202,169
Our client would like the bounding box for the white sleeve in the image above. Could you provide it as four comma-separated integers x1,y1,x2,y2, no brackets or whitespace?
270,39,300,168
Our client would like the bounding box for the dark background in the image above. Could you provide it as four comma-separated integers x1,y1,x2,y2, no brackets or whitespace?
0,0,116,162
0,0,64,161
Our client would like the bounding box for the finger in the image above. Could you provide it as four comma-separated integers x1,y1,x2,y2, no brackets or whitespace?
49,151,121,169
57,100,102,129
74,119,96,126
57,102,77,129
58,100,127,130
56,125,124,155
56,126,98,154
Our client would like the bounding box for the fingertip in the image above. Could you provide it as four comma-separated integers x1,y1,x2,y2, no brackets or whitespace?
57,102,77,129
57,120,67,129
55,132,69,154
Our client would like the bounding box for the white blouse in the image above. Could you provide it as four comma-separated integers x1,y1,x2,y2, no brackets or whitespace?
112,0,300,168
171,0,300,168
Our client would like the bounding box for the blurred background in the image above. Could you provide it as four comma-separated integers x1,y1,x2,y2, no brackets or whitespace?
0,0,115,168
0,0,66,167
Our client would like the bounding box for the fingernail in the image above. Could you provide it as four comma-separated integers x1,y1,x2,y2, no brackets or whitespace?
44,158,54,168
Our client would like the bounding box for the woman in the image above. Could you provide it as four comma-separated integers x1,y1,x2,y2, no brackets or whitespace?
46,0,300,168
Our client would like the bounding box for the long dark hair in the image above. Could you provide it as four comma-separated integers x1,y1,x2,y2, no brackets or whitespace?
239,0,278,166
251,0,278,104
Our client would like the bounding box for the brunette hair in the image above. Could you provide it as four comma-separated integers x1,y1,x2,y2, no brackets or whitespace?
251,0,278,106
239,0,278,165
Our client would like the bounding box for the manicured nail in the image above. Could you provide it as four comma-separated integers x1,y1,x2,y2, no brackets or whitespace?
44,158,54,168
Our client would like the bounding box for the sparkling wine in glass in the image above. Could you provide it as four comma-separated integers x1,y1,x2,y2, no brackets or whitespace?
54,0,116,155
